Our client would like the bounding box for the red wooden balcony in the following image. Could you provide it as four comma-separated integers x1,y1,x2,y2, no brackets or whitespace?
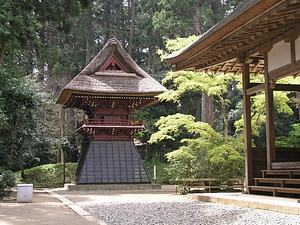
76,118,144,132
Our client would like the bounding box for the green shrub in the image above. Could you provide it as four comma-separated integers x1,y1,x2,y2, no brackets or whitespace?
15,163,77,188
0,169,16,199
143,161,173,184
16,162,173,188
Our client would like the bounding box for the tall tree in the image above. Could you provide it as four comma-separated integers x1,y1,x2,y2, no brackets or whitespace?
128,0,136,56
156,0,244,125
0,0,92,170
0,69,40,172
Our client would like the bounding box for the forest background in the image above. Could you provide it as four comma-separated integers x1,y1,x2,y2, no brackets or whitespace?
0,0,299,182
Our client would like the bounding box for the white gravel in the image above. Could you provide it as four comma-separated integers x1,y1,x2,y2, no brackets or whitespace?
55,190,300,225
81,200,300,225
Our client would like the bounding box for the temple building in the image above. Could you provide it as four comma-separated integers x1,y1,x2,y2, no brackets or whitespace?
57,38,166,185
165,0,300,197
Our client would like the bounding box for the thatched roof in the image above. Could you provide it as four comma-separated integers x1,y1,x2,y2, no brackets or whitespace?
57,38,166,105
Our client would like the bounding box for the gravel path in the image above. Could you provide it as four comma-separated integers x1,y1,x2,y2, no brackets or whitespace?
81,200,300,225
55,190,300,225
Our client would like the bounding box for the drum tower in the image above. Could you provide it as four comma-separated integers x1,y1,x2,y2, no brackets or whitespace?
56,38,166,184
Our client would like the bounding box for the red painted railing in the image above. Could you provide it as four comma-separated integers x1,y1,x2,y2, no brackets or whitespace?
79,118,144,127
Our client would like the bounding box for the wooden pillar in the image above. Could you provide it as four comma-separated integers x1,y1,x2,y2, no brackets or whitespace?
264,54,275,170
242,63,253,191
58,106,65,163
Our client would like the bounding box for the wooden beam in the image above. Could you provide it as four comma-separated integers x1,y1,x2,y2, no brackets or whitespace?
286,0,300,7
265,54,276,170
273,84,300,92
242,63,254,191
291,40,296,64
246,83,265,95
245,83,300,96
284,27,300,43
269,59,300,80
247,27,300,58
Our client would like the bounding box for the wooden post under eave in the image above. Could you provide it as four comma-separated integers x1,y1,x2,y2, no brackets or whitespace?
58,105,65,163
264,54,276,170
242,63,254,191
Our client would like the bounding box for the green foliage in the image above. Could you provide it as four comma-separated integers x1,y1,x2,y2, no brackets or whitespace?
150,114,244,180
153,0,244,38
15,163,77,188
0,1,40,51
16,162,173,187
149,113,199,144
148,113,223,154
165,145,196,180
166,136,245,179
276,123,300,147
168,135,244,179
0,0,252,170
160,70,236,102
131,102,178,133
201,0,244,30
159,67,239,134
0,0,298,181
159,70,202,103
0,168,16,199
207,136,245,178
143,160,172,184
157,36,198,60
234,75,297,140
0,0,92,64
153,0,195,38
0,0,93,170
0,69,42,170
33,0,91,32
288,123,300,147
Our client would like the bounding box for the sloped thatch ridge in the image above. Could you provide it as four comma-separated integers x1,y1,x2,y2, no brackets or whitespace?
79,38,147,77
56,38,166,105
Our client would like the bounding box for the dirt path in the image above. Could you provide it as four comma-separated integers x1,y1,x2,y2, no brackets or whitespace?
0,190,100,225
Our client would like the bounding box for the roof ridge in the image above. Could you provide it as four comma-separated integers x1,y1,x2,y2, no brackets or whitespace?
56,38,167,105
78,38,148,78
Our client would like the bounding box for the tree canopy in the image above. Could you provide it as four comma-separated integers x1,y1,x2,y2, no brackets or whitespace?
0,0,299,183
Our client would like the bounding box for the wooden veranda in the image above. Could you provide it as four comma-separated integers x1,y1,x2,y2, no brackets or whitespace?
165,0,300,197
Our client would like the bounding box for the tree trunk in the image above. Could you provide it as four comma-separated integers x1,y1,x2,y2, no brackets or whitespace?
0,41,7,68
194,1,217,126
85,17,92,66
148,45,157,74
181,98,192,115
128,0,135,57
216,97,229,137
115,0,122,40
86,40,91,66
195,96,201,121
211,0,220,24
194,0,203,35
104,1,111,42
201,92,214,126
21,163,25,179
